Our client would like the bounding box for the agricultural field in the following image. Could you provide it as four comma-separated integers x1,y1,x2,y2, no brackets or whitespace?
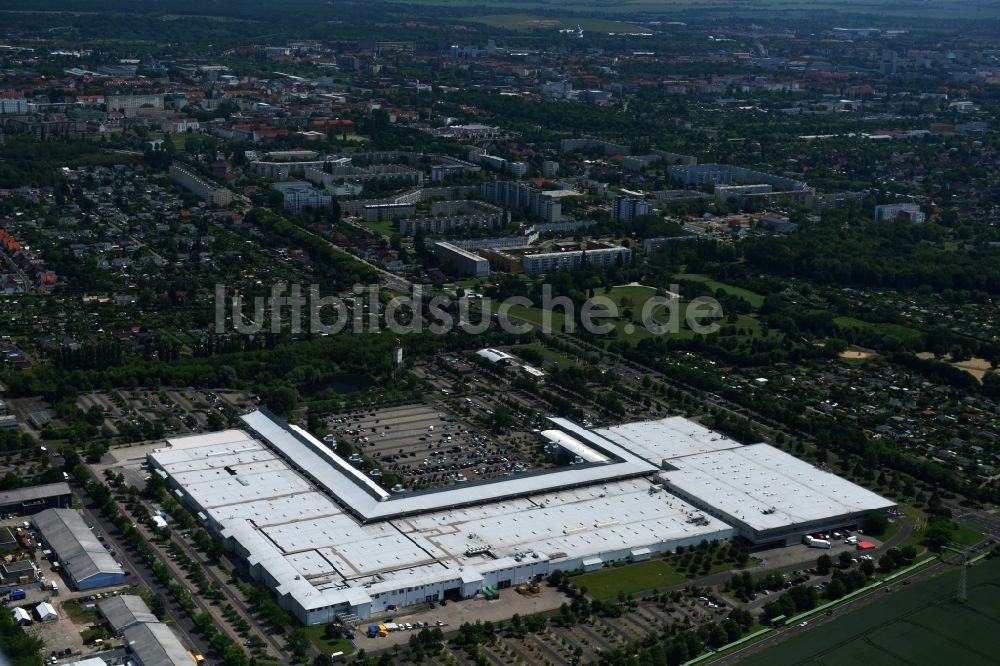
739,558,1000,666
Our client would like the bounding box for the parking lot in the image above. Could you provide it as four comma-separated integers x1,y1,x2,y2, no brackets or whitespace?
329,402,552,490
359,584,567,649
75,388,253,440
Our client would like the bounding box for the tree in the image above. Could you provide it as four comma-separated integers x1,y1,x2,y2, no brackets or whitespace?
150,593,167,619
285,628,309,658
265,386,299,417
816,554,832,576
838,551,853,569
826,578,847,600
864,511,889,536
922,520,955,552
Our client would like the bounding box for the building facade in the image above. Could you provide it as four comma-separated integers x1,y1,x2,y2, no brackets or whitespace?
431,242,489,278
612,196,652,223
481,181,562,223
168,164,232,207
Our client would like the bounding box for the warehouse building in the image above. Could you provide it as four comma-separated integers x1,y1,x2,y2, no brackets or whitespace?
590,417,894,547
658,444,896,547
148,411,732,625
0,482,72,516
32,509,124,590
149,410,891,625
122,622,192,666
99,595,159,634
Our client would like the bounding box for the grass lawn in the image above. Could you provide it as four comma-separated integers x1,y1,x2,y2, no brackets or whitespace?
952,521,986,548
833,316,923,345
895,504,929,552
578,558,737,600
578,561,688,600
301,625,355,656
511,342,579,369
363,219,396,237
674,273,765,309
60,599,98,624
449,278,488,290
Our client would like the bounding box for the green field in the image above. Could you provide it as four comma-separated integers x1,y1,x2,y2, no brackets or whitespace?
577,558,735,600
302,625,355,657
739,558,1000,666
674,273,765,309
363,219,396,237
952,522,986,548
833,316,924,345
511,342,580,369
576,560,688,600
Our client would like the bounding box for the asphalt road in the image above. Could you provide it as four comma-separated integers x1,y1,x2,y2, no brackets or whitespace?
72,484,213,659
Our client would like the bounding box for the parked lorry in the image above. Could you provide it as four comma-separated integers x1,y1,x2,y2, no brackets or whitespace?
803,535,832,549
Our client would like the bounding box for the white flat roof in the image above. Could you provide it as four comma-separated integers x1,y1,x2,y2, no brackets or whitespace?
596,417,742,463
541,430,609,463
150,414,733,616
659,443,895,533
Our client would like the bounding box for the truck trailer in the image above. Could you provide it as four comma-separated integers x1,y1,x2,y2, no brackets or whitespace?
803,535,832,549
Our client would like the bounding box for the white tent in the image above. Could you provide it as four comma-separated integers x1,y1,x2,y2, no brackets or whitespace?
11,607,30,624
35,601,57,621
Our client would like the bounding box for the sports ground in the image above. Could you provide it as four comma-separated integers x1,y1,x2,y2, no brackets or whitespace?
740,558,1000,665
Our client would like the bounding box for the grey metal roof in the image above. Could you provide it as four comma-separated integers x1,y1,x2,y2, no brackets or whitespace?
0,482,70,507
98,594,158,634
123,622,192,666
32,508,123,586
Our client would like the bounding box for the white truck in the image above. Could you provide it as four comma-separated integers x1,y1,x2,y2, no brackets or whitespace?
803,535,832,549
